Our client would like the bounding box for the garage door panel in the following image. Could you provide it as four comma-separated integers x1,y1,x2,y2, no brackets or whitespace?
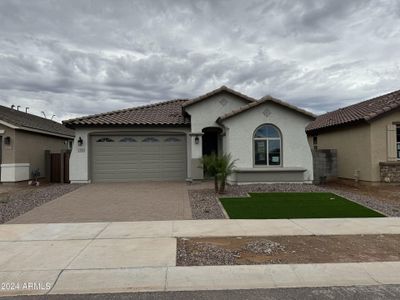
91,135,186,182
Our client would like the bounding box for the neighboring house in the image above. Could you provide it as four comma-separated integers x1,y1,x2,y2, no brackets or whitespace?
0,105,75,182
64,86,315,184
306,90,400,183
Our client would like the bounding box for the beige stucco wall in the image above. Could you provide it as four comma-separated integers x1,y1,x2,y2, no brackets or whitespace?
310,124,372,181
14,130,70,178
370,110,400,181
310,110,400,182
0,124,16,163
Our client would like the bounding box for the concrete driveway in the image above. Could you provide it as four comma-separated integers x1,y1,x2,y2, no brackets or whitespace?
8,182,192,223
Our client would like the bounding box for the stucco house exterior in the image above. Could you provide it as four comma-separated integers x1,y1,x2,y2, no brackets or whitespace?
0,105,74,182
64,86,316,184
306,89,400,183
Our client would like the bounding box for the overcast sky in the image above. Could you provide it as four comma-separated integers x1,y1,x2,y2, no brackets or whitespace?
0,0,399,122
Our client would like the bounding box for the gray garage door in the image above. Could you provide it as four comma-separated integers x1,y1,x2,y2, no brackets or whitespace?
91,134,186,182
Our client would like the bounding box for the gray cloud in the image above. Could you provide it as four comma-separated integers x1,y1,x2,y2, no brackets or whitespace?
0,0,399,121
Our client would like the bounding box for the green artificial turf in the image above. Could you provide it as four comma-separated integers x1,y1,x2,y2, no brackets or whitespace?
220,192,384,219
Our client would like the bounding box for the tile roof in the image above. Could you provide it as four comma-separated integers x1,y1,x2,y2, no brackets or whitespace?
182,85,256,108
306,89,400,133
0,105,74,138
218,95,316,122
63,99,190,127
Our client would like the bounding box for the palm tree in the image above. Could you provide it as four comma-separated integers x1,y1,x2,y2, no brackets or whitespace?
217,153,237,194
201,152,219,192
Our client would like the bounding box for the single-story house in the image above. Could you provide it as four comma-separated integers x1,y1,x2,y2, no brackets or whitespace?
306,89,400,183
0,105,74,182
64,86,316,184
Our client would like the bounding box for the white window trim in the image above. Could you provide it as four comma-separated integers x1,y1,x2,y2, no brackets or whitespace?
253,125,282,167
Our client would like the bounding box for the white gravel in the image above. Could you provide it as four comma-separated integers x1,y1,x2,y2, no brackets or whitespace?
0,184,83,223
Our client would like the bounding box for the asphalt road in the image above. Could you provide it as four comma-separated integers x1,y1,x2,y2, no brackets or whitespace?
8,285,400,300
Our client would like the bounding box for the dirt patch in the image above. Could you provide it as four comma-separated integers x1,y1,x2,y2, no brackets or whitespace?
177,235,400,266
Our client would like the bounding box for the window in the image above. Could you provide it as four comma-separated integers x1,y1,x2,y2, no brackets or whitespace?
397,125,400,159
142,137,159,143
254,124,281,166
164,137,181,142
120,137,137,143
313,136,318,150
96,137,114,142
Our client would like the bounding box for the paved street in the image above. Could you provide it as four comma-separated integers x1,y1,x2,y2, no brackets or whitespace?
9,285,400,300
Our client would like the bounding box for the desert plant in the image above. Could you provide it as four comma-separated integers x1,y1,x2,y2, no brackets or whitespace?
200,153,237,194
201,152,219,192
31,169,41,185
216,153,237,194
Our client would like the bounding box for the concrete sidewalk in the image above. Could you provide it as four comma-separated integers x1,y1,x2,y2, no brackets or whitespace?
0,218,400,296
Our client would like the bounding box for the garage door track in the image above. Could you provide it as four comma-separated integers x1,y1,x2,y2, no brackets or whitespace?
9,182,192,223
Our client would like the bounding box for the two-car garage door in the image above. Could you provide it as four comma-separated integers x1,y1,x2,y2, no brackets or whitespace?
91,134,186,182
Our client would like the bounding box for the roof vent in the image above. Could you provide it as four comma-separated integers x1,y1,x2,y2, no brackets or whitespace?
11,105,15,109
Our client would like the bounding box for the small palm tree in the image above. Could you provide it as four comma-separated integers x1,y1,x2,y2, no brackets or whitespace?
216,153,236,194
201,152,219,192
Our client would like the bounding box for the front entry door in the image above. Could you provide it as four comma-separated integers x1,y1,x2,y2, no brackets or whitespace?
202,131,219,156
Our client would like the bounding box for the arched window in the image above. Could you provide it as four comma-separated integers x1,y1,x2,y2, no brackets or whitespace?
120,137,137,143
142,137,159,143
254,124,281,166
96,137,114,143
164,137,181,143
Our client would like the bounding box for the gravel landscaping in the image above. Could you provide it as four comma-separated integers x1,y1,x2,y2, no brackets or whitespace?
177,234,400,266
189,183,400,219
0,184,83,223
177,237,286,265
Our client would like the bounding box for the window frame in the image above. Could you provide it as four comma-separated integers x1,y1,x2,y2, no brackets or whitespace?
253,124,282,167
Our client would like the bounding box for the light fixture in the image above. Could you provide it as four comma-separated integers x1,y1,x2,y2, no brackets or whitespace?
194,136,200,144
77,137,83,146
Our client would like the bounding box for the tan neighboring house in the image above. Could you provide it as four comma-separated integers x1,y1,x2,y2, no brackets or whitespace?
0,105,75,182
306,90,400,183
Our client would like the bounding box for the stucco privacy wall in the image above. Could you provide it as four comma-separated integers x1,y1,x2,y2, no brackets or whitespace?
222,102,314,182
184,92,250,179
69,127,190,183
310,124,372,181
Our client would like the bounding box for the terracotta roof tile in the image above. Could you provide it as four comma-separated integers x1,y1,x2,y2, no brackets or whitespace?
306,89,400,133
63,99,190,127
